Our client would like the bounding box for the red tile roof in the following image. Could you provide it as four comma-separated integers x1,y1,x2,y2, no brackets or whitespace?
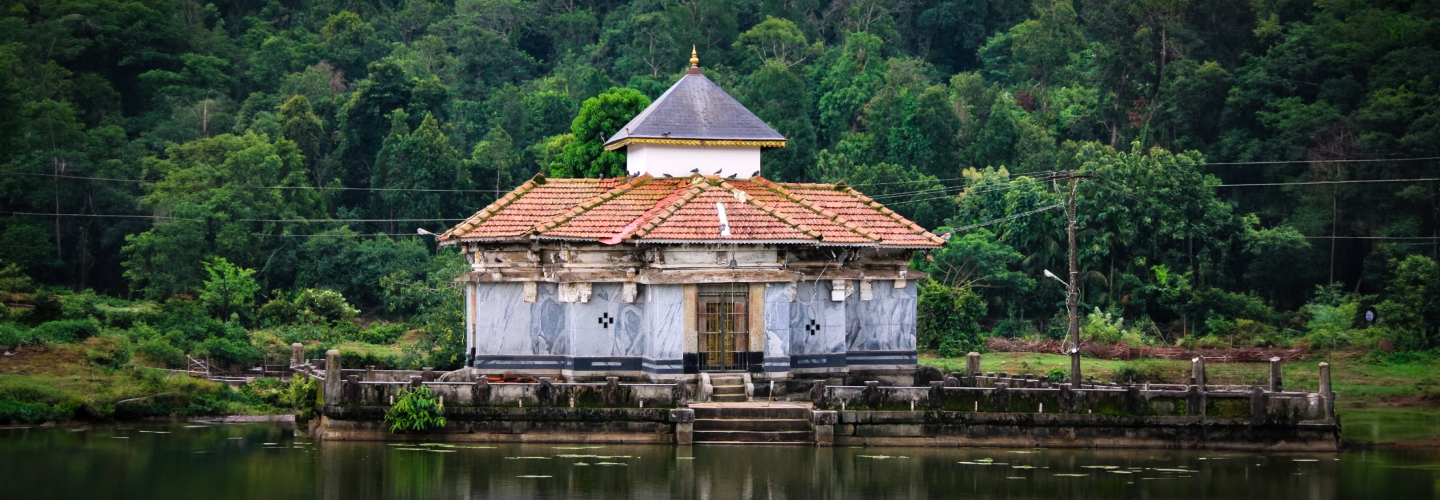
437,174,944,248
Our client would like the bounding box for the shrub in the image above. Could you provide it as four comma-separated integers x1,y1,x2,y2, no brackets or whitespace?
30,319,100,344
358,323,405,344
0,324,32,348
261,288,360,326
1112,360,1175,383
0,399,73,424
385,385,446,433
134,337,186,367
280,374,318,418
1302,284,1360,349
1082,308,1125,344
83,335,132,369
193,336,262,368
917,281,986,354
1045,367,1070,383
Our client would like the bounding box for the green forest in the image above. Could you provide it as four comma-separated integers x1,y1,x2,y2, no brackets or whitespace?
2,0,1439,380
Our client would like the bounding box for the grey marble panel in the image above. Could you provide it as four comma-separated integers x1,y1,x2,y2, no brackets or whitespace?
789,281,846,355
763,283,791,359
569,283,622,357
647,285,685,359
530,283,569,355
848,280,918,352
472,282,534,355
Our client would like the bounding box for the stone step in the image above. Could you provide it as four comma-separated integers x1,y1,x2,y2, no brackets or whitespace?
712,393,748,402
709,377,746,386
712,385,745,395
693,407,811,420
694,419,811,432
693,430,813,443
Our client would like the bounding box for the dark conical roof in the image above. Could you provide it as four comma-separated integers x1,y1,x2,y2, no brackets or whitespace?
603,69,786,150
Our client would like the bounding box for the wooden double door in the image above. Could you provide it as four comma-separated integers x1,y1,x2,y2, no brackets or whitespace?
697,284,749,372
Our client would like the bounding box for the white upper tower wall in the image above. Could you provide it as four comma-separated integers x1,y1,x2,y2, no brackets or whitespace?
624,144,761,178
604,49,784,180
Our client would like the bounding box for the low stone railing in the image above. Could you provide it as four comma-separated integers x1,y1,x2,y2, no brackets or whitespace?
315,350,690,410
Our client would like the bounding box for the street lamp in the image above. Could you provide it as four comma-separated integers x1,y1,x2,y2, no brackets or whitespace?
1043,269,1068,287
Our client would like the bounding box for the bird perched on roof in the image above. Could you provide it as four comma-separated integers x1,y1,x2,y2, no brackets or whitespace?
751,170,760,177
690,168,699,173
727,173,738,179
713,169,723,175
661,132,670,137
662,173,674,177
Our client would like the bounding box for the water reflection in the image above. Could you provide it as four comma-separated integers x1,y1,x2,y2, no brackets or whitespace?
1,423,1437,499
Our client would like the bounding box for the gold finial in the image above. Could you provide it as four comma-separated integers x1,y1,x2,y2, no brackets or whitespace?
690,45,699,68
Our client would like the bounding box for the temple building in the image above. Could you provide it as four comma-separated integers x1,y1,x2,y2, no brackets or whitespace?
437,52,944,392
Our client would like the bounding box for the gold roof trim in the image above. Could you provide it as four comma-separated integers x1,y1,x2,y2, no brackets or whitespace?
603,137,787,151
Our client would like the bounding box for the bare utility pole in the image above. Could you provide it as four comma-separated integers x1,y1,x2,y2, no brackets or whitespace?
1066,175,1080,352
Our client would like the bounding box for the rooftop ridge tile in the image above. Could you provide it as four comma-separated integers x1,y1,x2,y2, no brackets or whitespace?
837,185,947,246
437,173,548,244
532,174,652,234
749,176,877,242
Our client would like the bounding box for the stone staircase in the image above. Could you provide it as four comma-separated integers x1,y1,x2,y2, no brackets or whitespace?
692,406,813,444
709,375,748,403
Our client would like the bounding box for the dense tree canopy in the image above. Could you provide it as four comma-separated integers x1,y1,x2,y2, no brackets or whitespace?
2,0,1439,359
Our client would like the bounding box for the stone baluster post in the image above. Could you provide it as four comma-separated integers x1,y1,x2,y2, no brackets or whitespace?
1268,357,1283,392
1069,349,1081,387
324,350,341,404
1318,362,1333,423
966,352,981,379
1192,357,1207,391
291,343,304,367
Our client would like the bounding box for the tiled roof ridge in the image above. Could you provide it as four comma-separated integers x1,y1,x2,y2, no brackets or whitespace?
836,184,947,246
532,174,653,235
438,173,548,243
711,177,823,240
628,175,712,239
748,176,878,242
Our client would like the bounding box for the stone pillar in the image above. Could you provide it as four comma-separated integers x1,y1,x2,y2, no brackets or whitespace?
537,377,555,407
812,411,837,446
928,381,945,410
1192,357,1207,390
966,352,981,378
1268,357,1283,392
466,347,476,368
1069,349,1081,387
1318,362,1333,423
604,377,621,405
409,376,422,388
472,378,491,405
1249,386,1268,426
991,383,1011,412
345,375,360,404
291,343,304,367
863,381,882,410
422,367,436,382
670,409,695,445
324,350,341,404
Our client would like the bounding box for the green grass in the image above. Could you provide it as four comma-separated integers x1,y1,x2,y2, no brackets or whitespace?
0,344,285,424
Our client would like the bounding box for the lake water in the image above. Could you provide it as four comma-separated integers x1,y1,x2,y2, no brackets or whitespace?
2,422,1437,500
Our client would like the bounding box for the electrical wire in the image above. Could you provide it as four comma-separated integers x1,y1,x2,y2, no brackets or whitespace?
0,171,511,193
1218,178,1440,187
0,211,466,223
1203,156,1440,166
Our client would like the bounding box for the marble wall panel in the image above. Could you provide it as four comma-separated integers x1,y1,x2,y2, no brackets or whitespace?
763,283,791,360
848,279,918,352
529,283,569,355
647,285,685,360
472,282,535,355
789,281,847,355
568,283,623,357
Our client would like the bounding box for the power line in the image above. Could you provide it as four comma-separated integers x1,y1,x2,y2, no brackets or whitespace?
0,171,511,193
0,211,465,223
1302,236,1440,240
951,203,1066,232
1218,178,1440,187
1203,156,1440,166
